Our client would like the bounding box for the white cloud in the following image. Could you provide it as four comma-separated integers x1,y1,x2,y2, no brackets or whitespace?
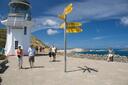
43,19,57,26
33,17,60,28
47,29,59,35
121,17,128,26
32,16,63,32
45,0,128,21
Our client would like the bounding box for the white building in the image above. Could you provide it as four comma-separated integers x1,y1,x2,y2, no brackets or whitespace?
1,0,33,55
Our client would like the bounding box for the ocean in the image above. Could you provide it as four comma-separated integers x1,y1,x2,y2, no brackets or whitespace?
77,49,128,57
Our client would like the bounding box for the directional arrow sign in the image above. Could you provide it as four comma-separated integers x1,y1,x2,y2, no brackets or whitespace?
66,27,83,33
58,14,65,20
60,23,65,28
60,22,82,28
67,22,82,27
64,3,73,15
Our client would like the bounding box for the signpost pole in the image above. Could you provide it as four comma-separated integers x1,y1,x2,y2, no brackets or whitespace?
64,15,67,72
58,3,82,73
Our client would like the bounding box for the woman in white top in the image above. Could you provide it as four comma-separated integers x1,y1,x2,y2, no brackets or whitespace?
51,46,57,61
28,45,35,68
107,48,114,62
49,45,57,62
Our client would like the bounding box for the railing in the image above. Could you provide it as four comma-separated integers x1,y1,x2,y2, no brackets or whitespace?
1,16,32,27
8,13,25,17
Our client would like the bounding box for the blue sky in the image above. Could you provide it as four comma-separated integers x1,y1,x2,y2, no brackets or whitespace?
0,0,128,49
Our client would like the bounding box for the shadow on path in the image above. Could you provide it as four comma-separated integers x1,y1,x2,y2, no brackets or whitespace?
33,66,44,68
22,67,30,69
67,65,98,73
49,60,61,62
36,54,48,56
22,66,44,69
67,69,82,73
0,66,9,74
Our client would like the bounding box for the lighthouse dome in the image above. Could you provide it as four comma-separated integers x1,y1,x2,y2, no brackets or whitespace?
9,0,31,9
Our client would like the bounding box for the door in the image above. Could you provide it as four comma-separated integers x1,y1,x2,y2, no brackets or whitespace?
15,41,18,49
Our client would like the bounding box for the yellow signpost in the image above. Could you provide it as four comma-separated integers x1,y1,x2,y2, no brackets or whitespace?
64,3,73,15
58,3,83,72
60,23,65,28
67,22,82,27
60,22,82,28
58,14,66,20
66,27,83,33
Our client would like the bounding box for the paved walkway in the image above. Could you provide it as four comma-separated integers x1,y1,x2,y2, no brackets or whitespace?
0,55,128,85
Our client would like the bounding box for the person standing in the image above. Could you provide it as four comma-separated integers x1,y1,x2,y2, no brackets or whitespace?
28,45,36,68
39,46,42,52
16,46,23,69
107,48,114,62
51,45,57,62
48,47,52,61
35,46,38,54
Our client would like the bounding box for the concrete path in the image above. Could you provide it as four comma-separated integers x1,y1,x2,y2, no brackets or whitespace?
0,55,128,85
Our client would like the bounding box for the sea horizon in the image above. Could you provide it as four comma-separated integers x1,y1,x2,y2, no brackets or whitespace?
77,48,128,57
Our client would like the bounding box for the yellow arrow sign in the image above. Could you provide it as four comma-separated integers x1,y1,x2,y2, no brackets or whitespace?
58,14,66,20
66,27,83,33
64,3,73,15
60,23,65,28
67,22,82,27
60,22,82,28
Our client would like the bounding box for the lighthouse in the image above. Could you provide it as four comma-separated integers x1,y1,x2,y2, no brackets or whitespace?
1,0,32,55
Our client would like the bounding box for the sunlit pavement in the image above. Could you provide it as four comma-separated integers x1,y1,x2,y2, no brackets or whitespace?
1,55,128,85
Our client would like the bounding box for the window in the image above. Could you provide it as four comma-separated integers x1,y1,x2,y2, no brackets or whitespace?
24,26,27,35
15,41,18,49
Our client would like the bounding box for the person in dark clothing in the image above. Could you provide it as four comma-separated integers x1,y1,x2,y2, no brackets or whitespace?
35,46,38,54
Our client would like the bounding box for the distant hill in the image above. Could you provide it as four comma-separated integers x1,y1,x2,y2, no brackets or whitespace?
31,36,48,48
0,29,47,48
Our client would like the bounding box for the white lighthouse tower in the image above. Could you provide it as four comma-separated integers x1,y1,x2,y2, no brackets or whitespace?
1,0,32,55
